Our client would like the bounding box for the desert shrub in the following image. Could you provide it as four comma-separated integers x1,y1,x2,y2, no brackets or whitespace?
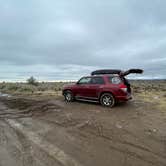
8,84,19,91
27,76,38,86
1,83,19,92
37,84,48,91
0,83,6,90
37,86,46,91
18,84,37,93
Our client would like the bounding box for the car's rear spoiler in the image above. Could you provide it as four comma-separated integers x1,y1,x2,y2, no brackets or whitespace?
91,69,143,76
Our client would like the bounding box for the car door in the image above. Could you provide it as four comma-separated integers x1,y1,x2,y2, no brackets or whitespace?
75,77,91,97
88,77,105,98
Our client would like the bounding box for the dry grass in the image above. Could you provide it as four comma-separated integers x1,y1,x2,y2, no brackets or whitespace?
131,80,166,111
0,82,72,95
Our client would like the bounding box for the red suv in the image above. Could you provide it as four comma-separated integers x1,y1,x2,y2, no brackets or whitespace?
62,69,143,107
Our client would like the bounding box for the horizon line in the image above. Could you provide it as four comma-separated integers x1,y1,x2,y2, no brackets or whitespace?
0,78,166,83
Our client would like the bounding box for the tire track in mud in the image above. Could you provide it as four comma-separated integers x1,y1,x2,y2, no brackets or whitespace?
1,97,166,166
10,127,36,166
0,119,25,166
5,119,83,166
76,121,166,166
34,115,166,166
29,109,166,166
4,121,64,166
0,121,20,166
69,119,166,160
1,119,62,166
0,98,78,165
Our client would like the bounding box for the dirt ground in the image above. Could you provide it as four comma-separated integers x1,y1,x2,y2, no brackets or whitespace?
0,89,166,166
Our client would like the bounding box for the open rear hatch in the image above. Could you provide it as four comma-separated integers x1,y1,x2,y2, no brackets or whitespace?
121,69,143,76
121,69,143,93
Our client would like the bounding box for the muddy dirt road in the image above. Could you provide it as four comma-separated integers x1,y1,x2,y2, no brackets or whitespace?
0,95,166,166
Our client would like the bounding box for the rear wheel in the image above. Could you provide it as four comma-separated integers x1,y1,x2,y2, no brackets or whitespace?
100,93,115,107
64,90,74,102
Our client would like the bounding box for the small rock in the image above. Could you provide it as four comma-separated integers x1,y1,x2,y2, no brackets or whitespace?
115,123,122,129
153,96,159,100
145,128,157,134
152,129,157,132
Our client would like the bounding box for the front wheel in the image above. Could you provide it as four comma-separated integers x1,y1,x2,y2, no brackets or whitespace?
64,90,74,102
100,93,115,107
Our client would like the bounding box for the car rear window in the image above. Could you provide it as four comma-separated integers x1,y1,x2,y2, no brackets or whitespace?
108,76,122,84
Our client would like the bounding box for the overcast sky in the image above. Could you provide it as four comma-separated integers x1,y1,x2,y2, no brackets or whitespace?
0,0,166,81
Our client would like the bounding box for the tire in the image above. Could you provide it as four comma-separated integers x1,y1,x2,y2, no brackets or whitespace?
100,93,115,107
64,90,74,102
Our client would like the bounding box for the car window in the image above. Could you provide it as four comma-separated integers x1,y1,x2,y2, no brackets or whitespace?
91,77,105,84
108,76,122,84
78,77,91,84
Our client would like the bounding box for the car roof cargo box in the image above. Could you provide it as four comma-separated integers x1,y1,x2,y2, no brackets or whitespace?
91,69,143,76
91,69,122,76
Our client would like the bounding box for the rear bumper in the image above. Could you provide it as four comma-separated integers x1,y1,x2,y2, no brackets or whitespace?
116,94,132,101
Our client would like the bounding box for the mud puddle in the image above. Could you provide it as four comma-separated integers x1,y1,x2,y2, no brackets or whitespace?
0,92,11,98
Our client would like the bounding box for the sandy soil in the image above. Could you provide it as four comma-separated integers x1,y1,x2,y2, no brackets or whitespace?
0,93,166,166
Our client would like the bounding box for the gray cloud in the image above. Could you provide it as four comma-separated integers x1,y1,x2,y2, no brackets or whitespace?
0,0,166,81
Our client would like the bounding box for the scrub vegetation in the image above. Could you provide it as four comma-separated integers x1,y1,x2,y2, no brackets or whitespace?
0,79,166,110
0,81,72,95
0,80,165,94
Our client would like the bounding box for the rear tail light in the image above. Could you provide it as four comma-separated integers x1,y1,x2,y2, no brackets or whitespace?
120,88,128,93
